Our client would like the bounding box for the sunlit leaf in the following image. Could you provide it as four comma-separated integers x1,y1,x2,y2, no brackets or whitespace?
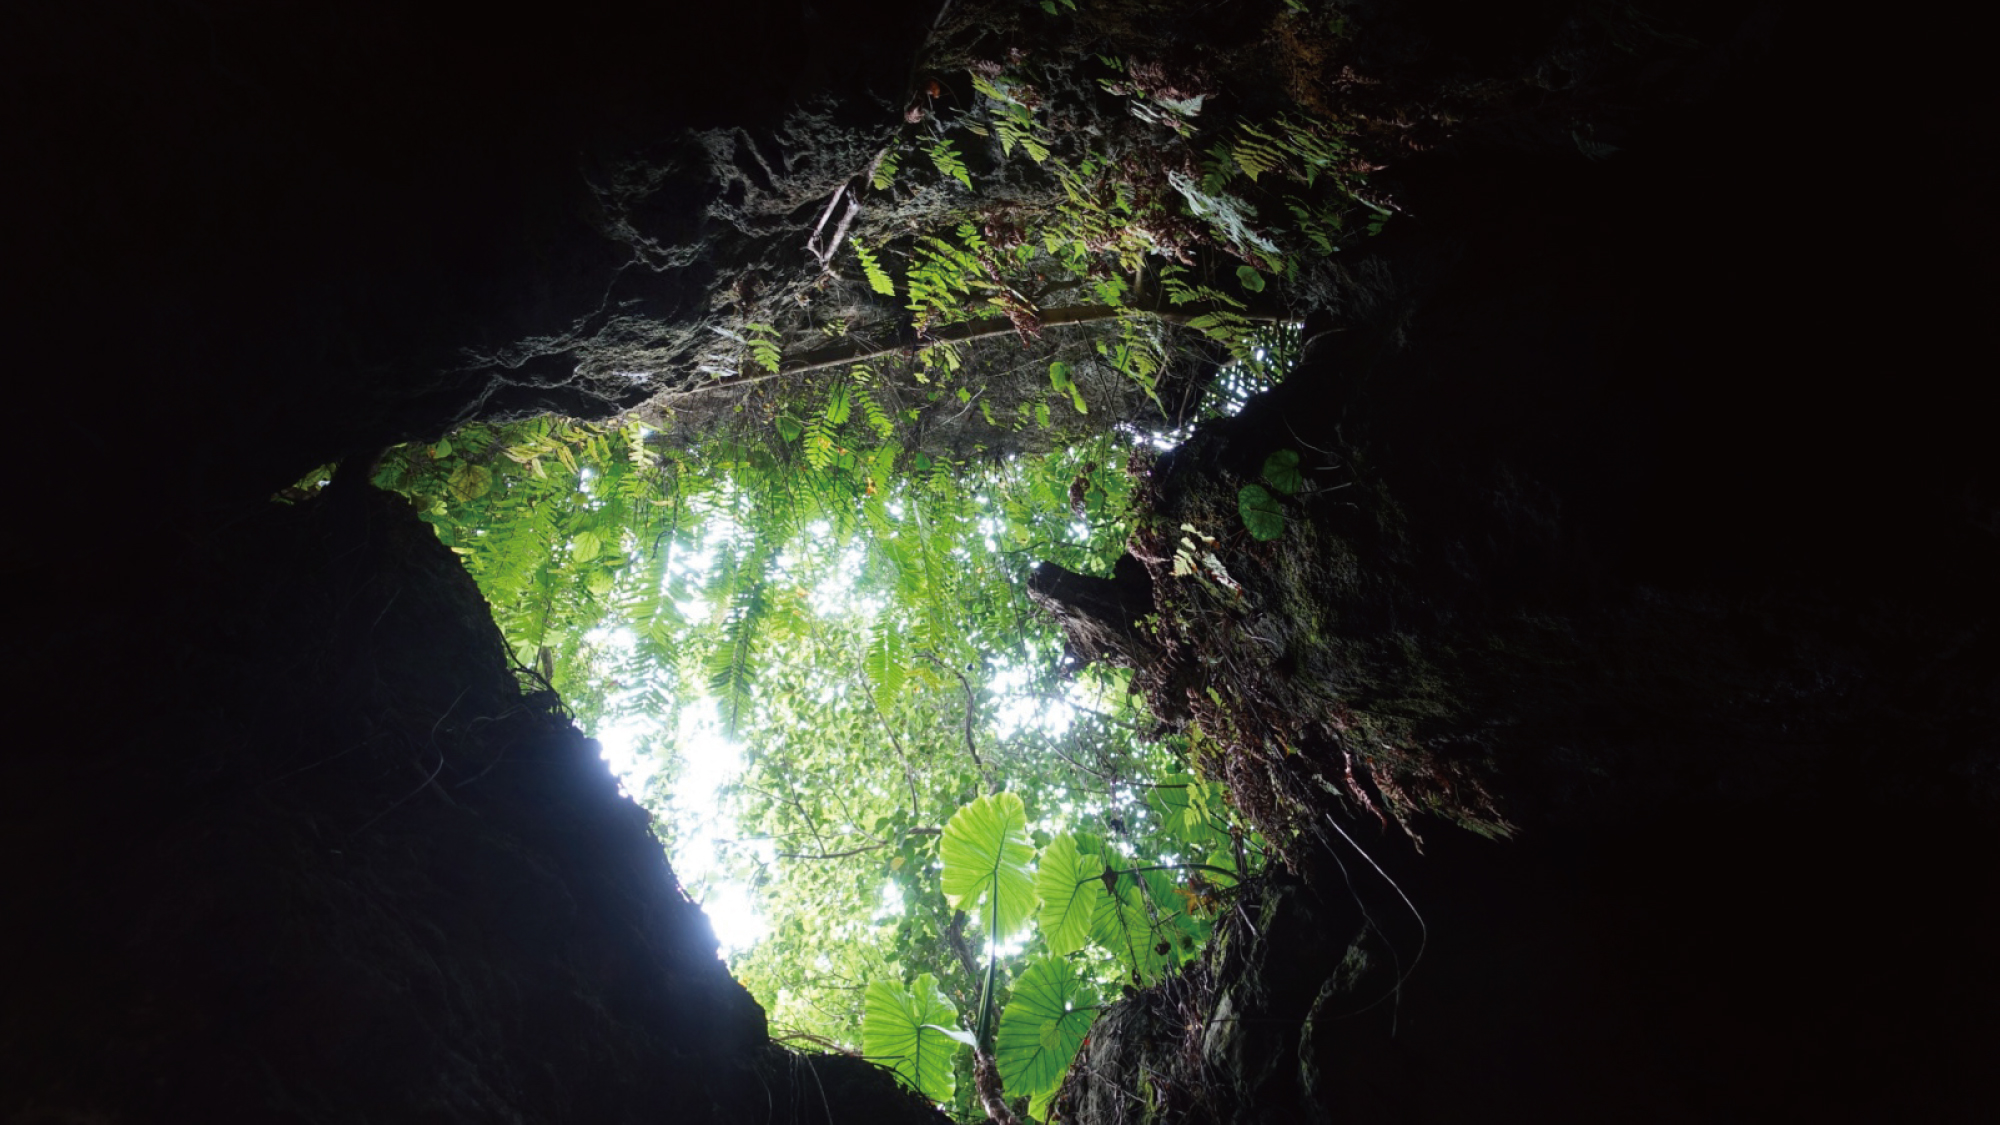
447,462,492,500
940,792,1037,941
1033,834,1104,956
864,621,908,710
995,956,1095,1101
863,974,961,1102
1143,773,1227,850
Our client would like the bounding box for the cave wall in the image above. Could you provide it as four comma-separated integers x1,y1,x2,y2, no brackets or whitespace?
4,472,945,1124
2,2,949,1122
1044,3,1999,1122
4,0,940,518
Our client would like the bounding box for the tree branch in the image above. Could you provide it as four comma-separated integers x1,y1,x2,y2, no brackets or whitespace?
777,841,891,861
863,674,925,817
918,650,994,794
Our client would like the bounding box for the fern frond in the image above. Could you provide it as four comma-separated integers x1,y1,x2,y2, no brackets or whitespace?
744,322,783,373
858,391,896,440
926,138,973,190
871,146,902,191
707,585,766,736
852,238,896,297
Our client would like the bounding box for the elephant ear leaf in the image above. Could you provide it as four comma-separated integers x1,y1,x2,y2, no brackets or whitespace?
863,974,961,1103
1033,833,1104,956
940,792,1037,941
995,956,1097,1104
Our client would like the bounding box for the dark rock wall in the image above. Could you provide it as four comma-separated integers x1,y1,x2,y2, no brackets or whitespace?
4,0,938,517
1044,3,1999,1122
2,2,947,1122
5,481,943,1124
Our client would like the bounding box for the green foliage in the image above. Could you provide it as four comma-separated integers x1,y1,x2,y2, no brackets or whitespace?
940,792,1038,943
873,775,1247,1116
871,146,903,191
969,75,1052,165
852,237,897,296
864,973,962,1103
905,223,1002,332
1143,774,1220,848
1032,833,1103,957
926,137,974,190
1047,362,1088,416
994,956,1095,1109
706,575,769,736
1238,483,1286,541
361,410,1275,1120
746,322,783,373
1261,448,1303,496
1229,115,1351,187
343,43,1364,1118
801,380,852,472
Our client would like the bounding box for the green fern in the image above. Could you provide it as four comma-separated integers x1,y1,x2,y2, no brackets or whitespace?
905,230,986,327
802,383,851,472
991,102,1050,164
745,322,783,373
969,72,1017,106
707,584,766,735
1232,136,1284,182
870,145,902,191
1095,318,1167,407
851,237,896,296
857,388,896,440
1230,116,1352,187
926,137,973,189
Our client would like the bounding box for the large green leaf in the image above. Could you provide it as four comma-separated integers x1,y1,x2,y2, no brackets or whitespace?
1238,483,1285,541
995,956,1097,1103
940,792,1037,941
863,973,961,1103
1033,834,1104,956
447,461,493,500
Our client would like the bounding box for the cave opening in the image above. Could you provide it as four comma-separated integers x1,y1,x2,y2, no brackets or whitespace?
8,1,1996,1123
